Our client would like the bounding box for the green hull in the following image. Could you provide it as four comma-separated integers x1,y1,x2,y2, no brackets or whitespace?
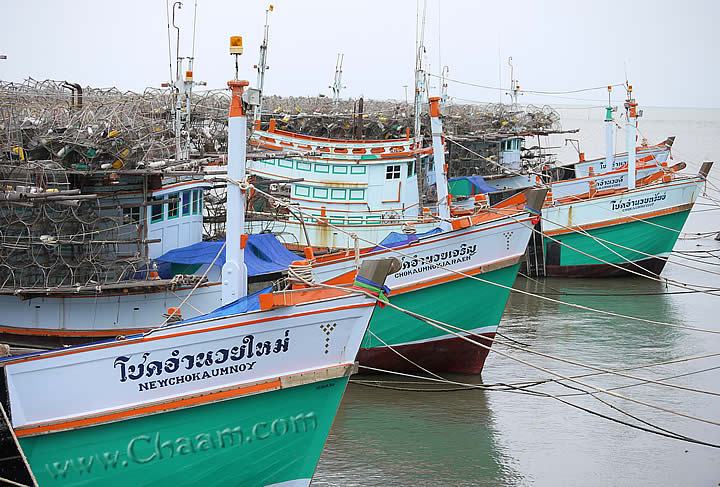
362,263,521,349
20,377,349,487
544,210,690,269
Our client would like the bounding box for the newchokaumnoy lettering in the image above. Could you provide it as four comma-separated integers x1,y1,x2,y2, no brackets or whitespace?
113,330,291,391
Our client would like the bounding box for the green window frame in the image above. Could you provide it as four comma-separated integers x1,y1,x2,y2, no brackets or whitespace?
296,161,312,171
330,188,346,200
198,190,204,212
312,187,329,199
191,189,200,215
407,160,416,177
347,216,364,225
332,165,348,174
263,158,276,165
181,190,191,216
279,159,293,168
150,196,165,223
366,215,381,225
348,189,365,201
329,217,345,225
314,163,330,173
350,165,366,175
295,185,311,197
167,192,179,219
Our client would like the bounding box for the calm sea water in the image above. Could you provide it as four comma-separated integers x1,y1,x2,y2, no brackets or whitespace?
313,107,720,486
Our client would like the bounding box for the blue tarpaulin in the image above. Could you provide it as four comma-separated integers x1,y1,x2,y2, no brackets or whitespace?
183,286,271,323
156,233,298,277
449,175,497,194
370,227,443,252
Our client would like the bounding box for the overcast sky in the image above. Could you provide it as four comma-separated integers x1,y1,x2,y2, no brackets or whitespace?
1,0,718,108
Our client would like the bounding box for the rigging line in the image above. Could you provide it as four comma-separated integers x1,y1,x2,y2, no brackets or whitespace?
355,365,719,448
286,270,720,428
488,334,720,397
524,288,720,297
538,212,720,280
379,300,720,426
356,351,720,393
427,73,625,95
445,135,552,182
247,183,720,334
355,294,720,445
489,205,720,291
488,204,720,291
356,365,549,393
146,240,226,332
549,378,711,444
557,182,698,236
367,329,445,381
556,364,720,398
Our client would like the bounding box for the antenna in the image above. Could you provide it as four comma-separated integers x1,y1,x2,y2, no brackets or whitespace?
440,65,449,106
162,1,206,162
254,4,273,121
330,53,345,105
506,56,521,106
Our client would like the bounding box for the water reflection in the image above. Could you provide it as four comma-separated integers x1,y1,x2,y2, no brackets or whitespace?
501,277,688,367
314,378,520,486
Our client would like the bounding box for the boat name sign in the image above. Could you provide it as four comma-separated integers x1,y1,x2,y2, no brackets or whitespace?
393,244,477,278
610,192,667,212
114,330,291,391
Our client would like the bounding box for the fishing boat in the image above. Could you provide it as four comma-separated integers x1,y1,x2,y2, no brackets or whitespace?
448,87,713,278
240,97,544,373
0,71,396,487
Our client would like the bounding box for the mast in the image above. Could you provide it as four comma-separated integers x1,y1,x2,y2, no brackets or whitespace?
331,53,344,105
429,96,451,228
168,0,205,162
223,37,249,304
172,1,183,162
254,4,273,122
413,0,428,206
604,85,615,170
624,84,638,190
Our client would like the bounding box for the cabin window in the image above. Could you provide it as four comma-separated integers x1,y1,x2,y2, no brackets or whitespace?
167,193,179,219
350,165,367,175
296,161,312,171
330,188,347,200
313,187,329,199
192,190,200,214
386,165,401,180
198,191,204,212
150,196,164,223
332,165,348,174
182,190,191,216
348,189,365,200
123,206,141,224
407,160,416,177
295,185,311,197
278,159,293,168
314,163,330,173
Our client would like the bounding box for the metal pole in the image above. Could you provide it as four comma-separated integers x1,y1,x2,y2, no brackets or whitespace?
254,5,272,121
222,79,249,303
428,96,451,228
625,85,637,190
604,86,615,171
